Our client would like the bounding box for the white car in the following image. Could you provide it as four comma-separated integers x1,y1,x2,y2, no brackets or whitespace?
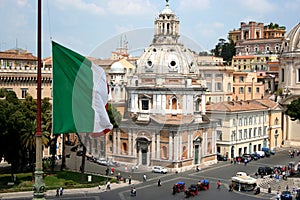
152,166,168,174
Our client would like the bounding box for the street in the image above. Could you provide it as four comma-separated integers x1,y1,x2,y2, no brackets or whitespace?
61,147,300,200
3,147,299,200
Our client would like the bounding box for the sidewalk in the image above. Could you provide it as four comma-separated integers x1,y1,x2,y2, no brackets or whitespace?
0,180,140,199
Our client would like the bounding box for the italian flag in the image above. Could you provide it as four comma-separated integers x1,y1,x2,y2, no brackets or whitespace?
52,41,113,134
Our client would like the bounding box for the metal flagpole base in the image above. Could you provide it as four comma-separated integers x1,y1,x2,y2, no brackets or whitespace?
32,170,45,200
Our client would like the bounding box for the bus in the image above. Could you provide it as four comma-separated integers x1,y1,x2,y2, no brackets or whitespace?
231,175,257,191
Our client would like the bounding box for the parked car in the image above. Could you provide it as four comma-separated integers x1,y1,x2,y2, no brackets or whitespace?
242,154,252,162
281,191,293,200
250,153,259,160
258,166,273,175
152,166,168,174
96,158,108,166
256,151,265,158
217,154,228,161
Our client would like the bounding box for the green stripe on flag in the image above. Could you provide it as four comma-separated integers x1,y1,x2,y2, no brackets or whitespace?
52,41,94,134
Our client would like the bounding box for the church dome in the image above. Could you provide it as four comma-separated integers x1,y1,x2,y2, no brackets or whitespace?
136,1,199,76
110,61,124,74
281,22,300,53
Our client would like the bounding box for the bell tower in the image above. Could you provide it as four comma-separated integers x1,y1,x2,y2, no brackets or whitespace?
153,0,180,44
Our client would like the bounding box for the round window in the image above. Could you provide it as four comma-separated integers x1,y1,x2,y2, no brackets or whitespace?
170,60,176,66
147,60,152,67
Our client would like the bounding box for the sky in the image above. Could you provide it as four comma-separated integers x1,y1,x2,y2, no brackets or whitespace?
1,0,300,59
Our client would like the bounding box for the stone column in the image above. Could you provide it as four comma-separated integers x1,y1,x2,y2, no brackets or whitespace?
179,132,182,160
128,130,132,156
113,129,116,154
169,132,173,160
117,129,121,155
188,132,191,158
151,134,155,161
156,134,160,159
133,132,137,158
174,134,178,161
201,93,206,115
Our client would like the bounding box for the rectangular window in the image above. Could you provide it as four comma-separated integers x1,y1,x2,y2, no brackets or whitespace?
256,87,260,93
244,118,247,126
248,87,252,93
141,99,149,110
205,73,212,78
239,87,244,94
239,76,244,83
281,69,285,82
232,119,236,126
239,130,242,140
216,82,222,91
21,88,28,99
239,118,242,126
258,127,262,136
215,74,223,78
227,83,231,92
254,128,257,137
231,131,236,141
217,131,222,141
244,129,247,139
249,117,252,125
207,83,212,91
249,128,252,138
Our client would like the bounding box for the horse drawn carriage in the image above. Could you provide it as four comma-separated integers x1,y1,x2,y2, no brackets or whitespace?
185,184,199,197
172,181,186,194
197,179,210,191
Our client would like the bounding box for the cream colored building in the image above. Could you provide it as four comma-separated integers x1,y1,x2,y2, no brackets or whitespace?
105,2,217,171
0,48,52,99
233,71,265,101
206,99,282,159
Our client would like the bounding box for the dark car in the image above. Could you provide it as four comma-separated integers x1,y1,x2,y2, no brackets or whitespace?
235,156,245,163
250,153,259,160
258,166,273,175
281,191,293,200
217,154,227,161
242,154,252,162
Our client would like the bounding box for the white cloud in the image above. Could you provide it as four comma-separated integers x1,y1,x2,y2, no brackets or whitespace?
107,0,156,16
53,0,105,15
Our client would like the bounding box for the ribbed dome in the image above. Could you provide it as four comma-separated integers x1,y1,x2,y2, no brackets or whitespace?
137,44,198,75
110,61,124,73
282,22,300,52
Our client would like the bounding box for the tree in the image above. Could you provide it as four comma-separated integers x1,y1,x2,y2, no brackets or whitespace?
285,98,300,121
0,90,52,180
212,38,236,65
107,103,122,128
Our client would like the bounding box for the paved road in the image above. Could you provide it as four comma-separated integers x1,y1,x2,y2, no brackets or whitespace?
1,147,300,200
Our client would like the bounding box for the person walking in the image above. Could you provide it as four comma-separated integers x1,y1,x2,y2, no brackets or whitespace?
217,180,221,189
143,174,147,182
128,175,132,185
276,192,280,200
158,179,161,187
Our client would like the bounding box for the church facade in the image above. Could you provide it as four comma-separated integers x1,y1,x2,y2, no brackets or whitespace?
279,22,300,147
106,1,217,171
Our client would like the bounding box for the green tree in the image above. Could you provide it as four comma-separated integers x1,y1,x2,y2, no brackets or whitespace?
107,103,122,128
285,97,300,121
212,38,235,65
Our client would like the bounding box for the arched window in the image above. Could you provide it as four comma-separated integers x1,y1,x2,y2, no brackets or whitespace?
195,98,201,111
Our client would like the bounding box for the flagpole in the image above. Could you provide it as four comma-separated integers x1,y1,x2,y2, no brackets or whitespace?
33,0,45,199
